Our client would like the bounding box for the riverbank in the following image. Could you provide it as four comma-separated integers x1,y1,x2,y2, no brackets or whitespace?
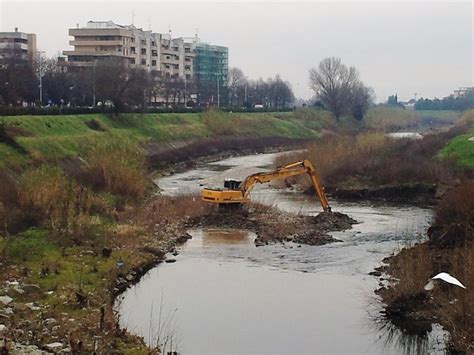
274,110,473,205
0,108,469,353
374,181,474,353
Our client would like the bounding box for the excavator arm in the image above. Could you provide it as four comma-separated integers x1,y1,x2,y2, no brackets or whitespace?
239,160,330,212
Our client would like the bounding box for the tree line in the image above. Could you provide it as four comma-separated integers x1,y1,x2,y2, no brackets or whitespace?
0,51,297,111
227,68,295,109
415,93,474,111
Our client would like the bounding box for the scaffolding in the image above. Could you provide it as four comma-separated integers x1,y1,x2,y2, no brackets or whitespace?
193,43,228,105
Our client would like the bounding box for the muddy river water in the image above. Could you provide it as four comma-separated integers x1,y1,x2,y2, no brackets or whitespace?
116,151,449,354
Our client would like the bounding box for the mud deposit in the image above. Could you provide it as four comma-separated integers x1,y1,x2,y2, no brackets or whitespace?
116,151,449,354
191,209,356,247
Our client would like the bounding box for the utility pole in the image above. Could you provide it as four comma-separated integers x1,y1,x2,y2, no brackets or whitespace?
184,75,187,106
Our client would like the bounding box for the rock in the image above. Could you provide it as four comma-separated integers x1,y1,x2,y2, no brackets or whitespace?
46,342,63,351
25,302,41,311
369,271,382,277
468,136,474,141
3,307,13,315
165,259,177,263
45,318,58,327
0,295,13,305
0,324,7,333
22,284,41,294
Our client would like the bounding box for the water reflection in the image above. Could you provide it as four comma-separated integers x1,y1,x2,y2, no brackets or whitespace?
198,228,254,246
373,314,450,355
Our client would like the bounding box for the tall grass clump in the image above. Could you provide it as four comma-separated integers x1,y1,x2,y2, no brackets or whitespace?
83,139,148,199
19,165,94,243
429,182,474,247
202,109,235,135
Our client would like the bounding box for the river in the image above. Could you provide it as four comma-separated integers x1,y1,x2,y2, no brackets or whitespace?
116,151,450,354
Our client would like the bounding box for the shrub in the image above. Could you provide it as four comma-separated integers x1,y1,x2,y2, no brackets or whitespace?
85,119,107,131
82,140,148,199
429,182,474,247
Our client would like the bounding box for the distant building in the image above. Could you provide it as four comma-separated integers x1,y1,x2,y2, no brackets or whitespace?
453,87,474,98
62,20,200,80
62,20,229,104
193,43,229,104
0,27,37,62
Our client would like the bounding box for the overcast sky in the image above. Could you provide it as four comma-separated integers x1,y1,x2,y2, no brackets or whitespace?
1,0,472,101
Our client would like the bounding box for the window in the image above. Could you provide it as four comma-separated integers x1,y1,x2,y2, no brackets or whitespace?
185,57,191,62
186,74,191,80
131,58,135,64
131,47,136,54
175,55,179,60
173,47,179,51
141,39,146,45
151,41,156,46
152,60,157,66
165,65,170,69
166,56,170,60
141,59,146,65
185,48,191,53
173,73,179,78
174,64,179,69
141,48,146,55
185,65,191,70
152,50,158,56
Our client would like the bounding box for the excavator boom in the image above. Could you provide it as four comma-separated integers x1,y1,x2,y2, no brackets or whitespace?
201,159,331,212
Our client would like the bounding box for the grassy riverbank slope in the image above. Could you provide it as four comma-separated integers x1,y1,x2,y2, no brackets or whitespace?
0,107,462,169
0,110,324,169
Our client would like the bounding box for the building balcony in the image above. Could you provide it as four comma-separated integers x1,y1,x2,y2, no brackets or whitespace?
69,40,124,46
0,42,28,51
62,50,133,58
69,28,132,37
161,47,179,55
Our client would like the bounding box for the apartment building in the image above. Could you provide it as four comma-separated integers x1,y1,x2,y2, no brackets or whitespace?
0,28,37,62
63,21,197,79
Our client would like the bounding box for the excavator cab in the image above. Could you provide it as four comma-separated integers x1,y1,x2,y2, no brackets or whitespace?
223,179,242,190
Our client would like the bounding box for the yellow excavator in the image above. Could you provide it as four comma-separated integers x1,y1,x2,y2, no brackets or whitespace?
201,159,331,212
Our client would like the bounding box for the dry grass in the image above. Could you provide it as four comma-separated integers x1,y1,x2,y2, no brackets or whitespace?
275,126,469,189
132,194,211,229
82,140,149,199
18,165,97,244
364,107,420,131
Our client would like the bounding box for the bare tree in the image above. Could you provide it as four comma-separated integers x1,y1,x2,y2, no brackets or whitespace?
309,57,360,120
228,67,246,107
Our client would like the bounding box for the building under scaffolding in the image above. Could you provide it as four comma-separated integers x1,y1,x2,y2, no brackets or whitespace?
193,43,228,106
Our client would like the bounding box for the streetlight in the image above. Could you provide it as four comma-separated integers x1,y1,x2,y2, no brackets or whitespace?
216,73,220,108
93,59,98,107
37,50,45,106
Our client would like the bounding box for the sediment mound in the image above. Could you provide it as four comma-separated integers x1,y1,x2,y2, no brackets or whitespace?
313,211,357,231
192,206,357,247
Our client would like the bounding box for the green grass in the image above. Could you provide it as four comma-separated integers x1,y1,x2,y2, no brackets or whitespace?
439,128,474,168
0,111,322,168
